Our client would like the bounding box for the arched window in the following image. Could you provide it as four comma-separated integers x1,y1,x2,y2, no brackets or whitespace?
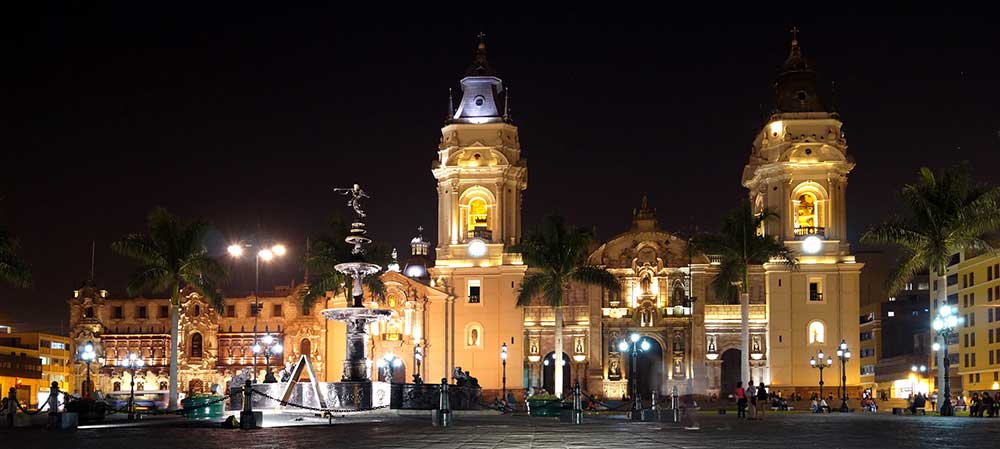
808,321,826,345
465,323,483,348
300,338,311,356
672,283,686,307
190,333,203,358
84,307,94,318
791,183,828,237
159,381,168,390
468,198,489,231
136,382,144,391
113,381,121,391
193,304,201,317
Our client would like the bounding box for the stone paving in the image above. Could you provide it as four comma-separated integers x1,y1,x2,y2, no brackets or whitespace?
3,412,1000,448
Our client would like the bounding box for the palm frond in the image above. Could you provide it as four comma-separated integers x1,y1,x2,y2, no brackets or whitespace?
570,266,620,291
517,271,550,307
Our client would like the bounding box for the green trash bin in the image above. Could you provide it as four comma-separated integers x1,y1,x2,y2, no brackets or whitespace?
181,394,227,420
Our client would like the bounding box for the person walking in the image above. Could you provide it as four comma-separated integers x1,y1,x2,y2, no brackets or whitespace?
756,381,768,419
735,381,747,419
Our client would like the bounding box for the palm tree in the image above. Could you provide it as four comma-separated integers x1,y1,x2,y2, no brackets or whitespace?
693,201,794,387
0,225,31,288
112,207,227,410
861,164,1000,413
300,217,389,313
515,215,620,397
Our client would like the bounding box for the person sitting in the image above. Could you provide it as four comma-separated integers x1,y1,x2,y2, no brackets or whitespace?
982,393,995,418
909,393,926,415
811,398,820,413
970,392,981,417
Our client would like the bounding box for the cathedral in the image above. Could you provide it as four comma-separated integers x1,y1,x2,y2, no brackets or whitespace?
69,32,860,401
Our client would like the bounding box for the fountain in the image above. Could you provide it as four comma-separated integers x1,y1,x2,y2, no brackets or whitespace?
319,184,395,408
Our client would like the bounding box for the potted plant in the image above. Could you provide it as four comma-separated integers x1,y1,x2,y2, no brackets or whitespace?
526,393,562,417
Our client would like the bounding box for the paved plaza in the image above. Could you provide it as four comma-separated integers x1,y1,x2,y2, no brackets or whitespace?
3,412,1000,448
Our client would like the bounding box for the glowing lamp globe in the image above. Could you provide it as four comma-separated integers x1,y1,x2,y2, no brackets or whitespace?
271,244,287,256
630,333,640,343
261,334,274,345
802,235,823,254
932,342,941,351
468,239,487,258
640,340,651,352
227,244,244,257
258,248,274,261
272,344,283,354
618,341,629,352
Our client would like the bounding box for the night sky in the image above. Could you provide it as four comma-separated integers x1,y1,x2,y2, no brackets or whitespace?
3,5,999,333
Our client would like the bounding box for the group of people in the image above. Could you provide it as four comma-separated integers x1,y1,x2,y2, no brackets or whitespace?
968,391,1000,417
733,380,769,419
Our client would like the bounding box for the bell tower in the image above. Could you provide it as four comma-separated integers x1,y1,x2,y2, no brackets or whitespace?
433,34,527,264
427,35,527,395
742,29,862,393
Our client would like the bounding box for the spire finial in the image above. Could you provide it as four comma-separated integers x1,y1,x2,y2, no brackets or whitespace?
503,86,511,121
790,26,800,45
417,225,424,236
465,32,495,76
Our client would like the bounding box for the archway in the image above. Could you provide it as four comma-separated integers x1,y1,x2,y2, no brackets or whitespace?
634,338,664,397
542,352,571,396
377,360,406,383
720,348,742,398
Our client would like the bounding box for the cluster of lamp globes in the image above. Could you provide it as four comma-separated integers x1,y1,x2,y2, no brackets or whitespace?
227,243,287,261
376,352,403,369
80,342,97,362
118,352,145,368
618,333,652,352
930,305,963,352
253,333,283,355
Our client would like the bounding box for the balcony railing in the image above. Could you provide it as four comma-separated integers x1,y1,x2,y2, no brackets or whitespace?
467,228,493,240
794,226,825,237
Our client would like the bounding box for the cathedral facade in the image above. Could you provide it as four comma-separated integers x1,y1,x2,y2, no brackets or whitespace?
69,32,860,401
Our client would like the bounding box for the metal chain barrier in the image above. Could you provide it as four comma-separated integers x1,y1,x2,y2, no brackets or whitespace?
15,391,55,415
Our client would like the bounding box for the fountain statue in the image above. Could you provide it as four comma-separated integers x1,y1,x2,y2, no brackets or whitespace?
319,184,395,407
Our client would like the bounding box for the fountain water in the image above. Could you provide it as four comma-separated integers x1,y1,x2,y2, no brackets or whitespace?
318,184,395,408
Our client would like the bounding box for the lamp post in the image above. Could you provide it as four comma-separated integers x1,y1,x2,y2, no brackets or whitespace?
500,343,508,410
836,339,852,412
228,240,286,383
118,352,145,420
809,349,833,409
80,343,97,399
932,304,962,416
376,353,402,382
253,333,283,383
413,345,423,383
618,332,651,420
911,364,927,398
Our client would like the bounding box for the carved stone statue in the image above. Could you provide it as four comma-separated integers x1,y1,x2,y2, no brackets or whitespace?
333,183,370,219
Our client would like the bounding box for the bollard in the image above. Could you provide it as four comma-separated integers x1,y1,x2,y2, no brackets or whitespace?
571,382,583,424
671,385,680,423
239,379,261,429
433,378,452,427
47,382,61,429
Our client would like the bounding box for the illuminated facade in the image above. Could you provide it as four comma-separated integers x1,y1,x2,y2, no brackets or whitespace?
68,282,327,396
930,248,1000,395
741,31,862,392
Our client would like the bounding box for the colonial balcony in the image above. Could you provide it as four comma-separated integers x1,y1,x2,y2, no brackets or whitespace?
467,228,493,241
793,226,825,238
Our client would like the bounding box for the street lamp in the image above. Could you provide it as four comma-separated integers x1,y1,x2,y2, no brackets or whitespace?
80,343,97,399
253,333,283,383
932,304,962,416
836,339,852,412
500,343,508,411
228,240,286,383
412,345,423,384
376,353,403,382
118,352,145,420
809,349,833,410
619,332,651,420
